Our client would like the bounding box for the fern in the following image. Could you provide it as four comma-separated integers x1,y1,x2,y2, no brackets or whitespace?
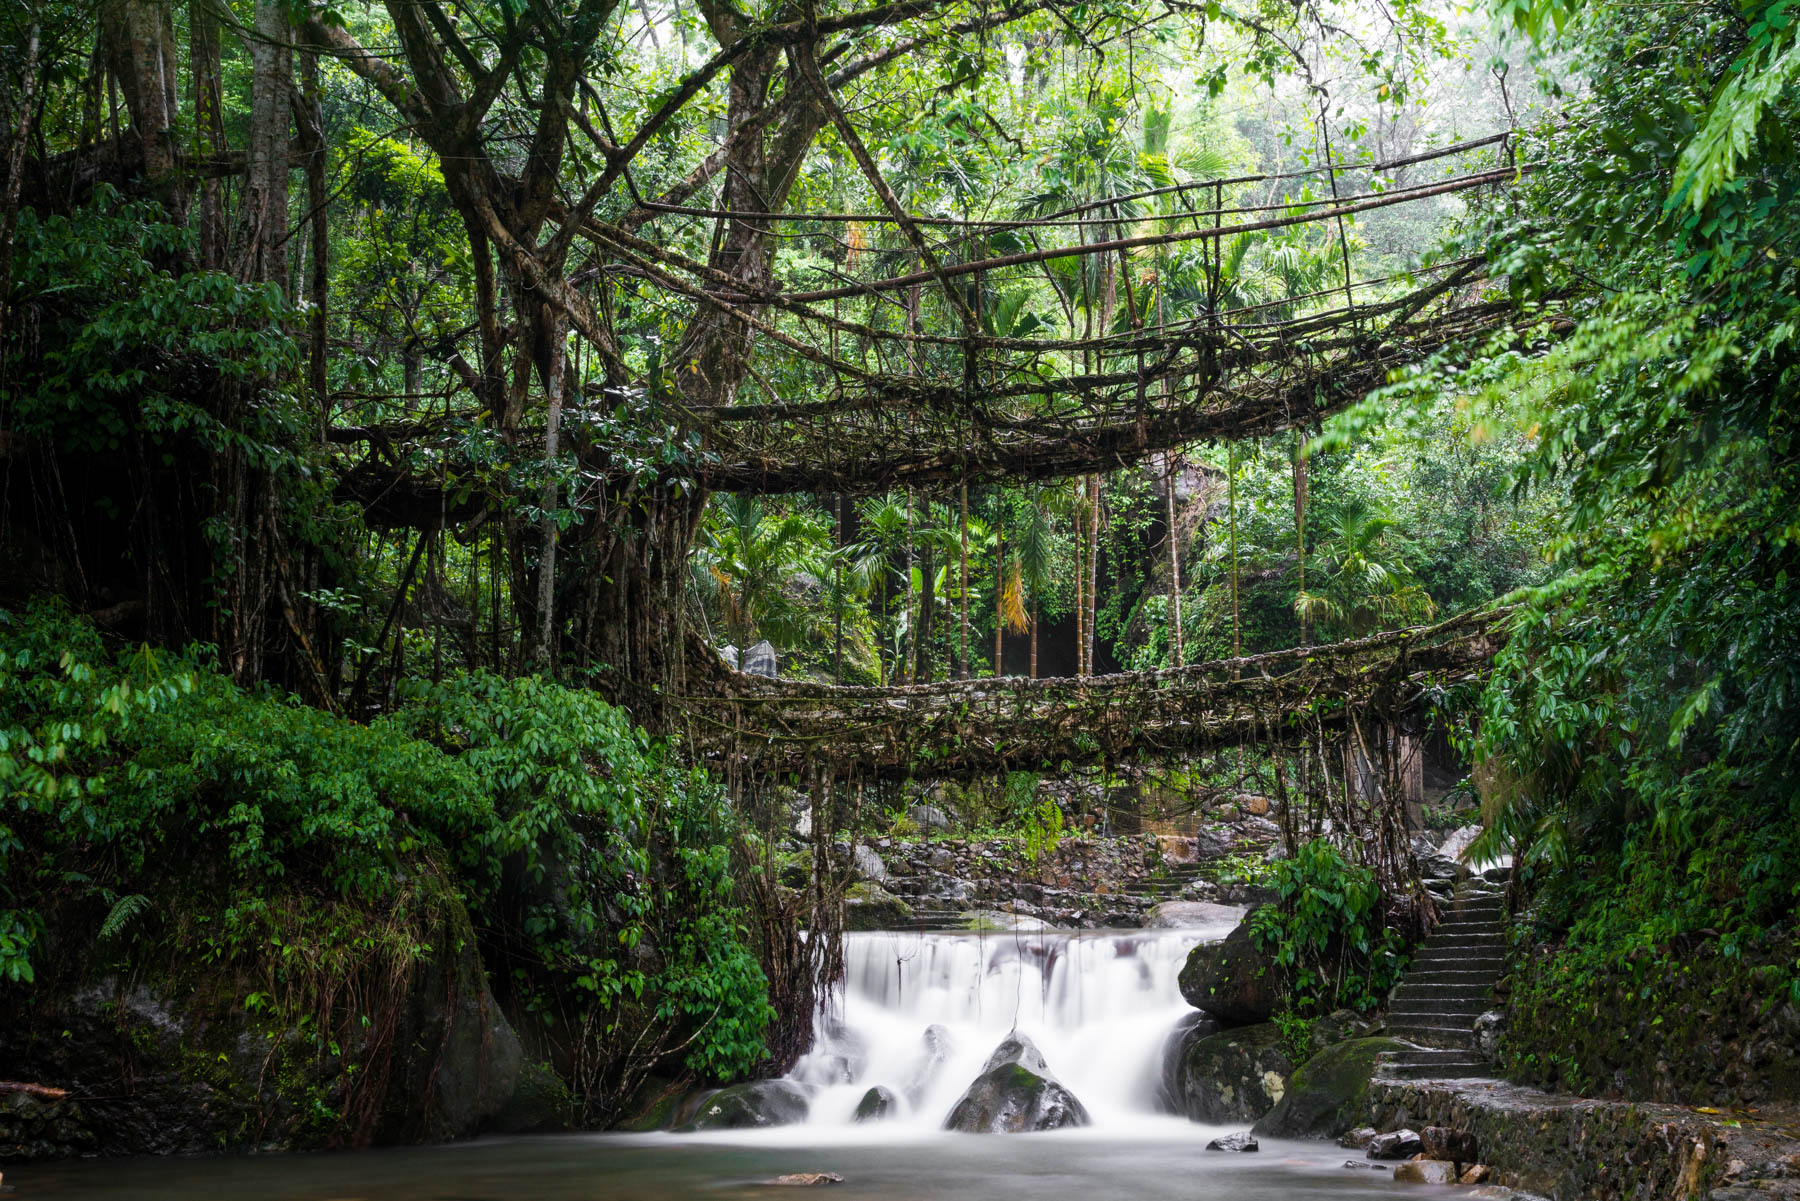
98,893,150,942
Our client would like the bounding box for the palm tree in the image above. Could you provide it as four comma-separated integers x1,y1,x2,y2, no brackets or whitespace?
1293,499,1437,640
695,493,825,649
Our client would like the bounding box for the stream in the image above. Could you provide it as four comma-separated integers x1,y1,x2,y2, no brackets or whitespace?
15,922,1463,1198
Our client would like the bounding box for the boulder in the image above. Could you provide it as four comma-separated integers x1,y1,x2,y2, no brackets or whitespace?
768,1173,844,1186
943,1033,1091,1133
1166,1022,1295,1124
1233,793,1272,817
1421,1125,1479,1162
851,844,888,883
1366,1128,1424,1159
1178,911,1290,1022
853,1086,899,1123
741,640,778,677
1436,825,1482,864
1206,1132,1260,1152
1304,1009,1381,1057
1338,1126,1378,1149
1394,1160,1459,1184
1143,901,1245,930
1461,1164,1492,1184
845,882,914,931
718,645,740,671
1252,1038,1409,1139
1158,1012,1224,1111
909,803,951,831
678,1080,810,1130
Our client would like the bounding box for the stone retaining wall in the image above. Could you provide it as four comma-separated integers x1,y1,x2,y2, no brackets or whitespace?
1366,1077,1800,1200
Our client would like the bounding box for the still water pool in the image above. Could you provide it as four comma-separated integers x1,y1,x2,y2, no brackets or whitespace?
18,1123,1453,1200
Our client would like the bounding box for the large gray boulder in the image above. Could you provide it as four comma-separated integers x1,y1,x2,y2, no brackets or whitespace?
678,1080,810,1130
943,1033,1091,1133
1252,1037,1408,1139
1178,908,1291,1022
1166,1022,1295,1124
742,640,778,677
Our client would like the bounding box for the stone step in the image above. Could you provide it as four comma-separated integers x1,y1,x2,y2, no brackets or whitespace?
1426,921,1507,937
1390,1008,1487,1026
1404,966,1503,981
1404,950,1504,972
1394,979,1500,994
1381,1058,1493,1080
1387,1025,1476,1050
1390,996,1494,1013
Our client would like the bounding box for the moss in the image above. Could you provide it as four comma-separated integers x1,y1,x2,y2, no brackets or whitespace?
1252,1037,1407,1138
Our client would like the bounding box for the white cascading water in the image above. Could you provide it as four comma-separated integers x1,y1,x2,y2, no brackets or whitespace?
786,915,1242,1131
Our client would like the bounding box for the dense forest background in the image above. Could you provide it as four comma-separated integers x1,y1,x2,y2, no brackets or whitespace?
0,0,1795,1139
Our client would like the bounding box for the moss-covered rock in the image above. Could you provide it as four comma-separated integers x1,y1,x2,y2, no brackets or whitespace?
1168,1022,1295,1124
845,882,915,931
1178,910,1290,1023
1251,1037,1408,1139
676,1080,811,1130
943,1033,1091,1133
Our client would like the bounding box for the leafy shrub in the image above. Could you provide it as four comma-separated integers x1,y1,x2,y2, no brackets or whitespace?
0,601,770,1082
1249,838,1408,1016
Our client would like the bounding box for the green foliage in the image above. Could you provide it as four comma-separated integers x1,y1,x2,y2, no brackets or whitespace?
7,191,302,459
1250,839,1408,1015
0,601,770,1083
1020,798,1066,865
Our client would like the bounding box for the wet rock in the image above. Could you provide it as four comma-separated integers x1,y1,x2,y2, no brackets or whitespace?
1437,825,1481,863
909,804,950,831
1252,1038,1409,1139
1461,1164,1492,1184
1158,1012,1224,1111
904,1025,955,1107
1178,910,1290,1022
1421,1125,1479,1163
1305,1009,1381,1056
853,1086,899,1123
1338,1126,1378,1149
1393,1160,1459,1184
1366,1128,1424,1159
1206,1132,1260,1152
1167,1021,1294,1124
1474,1009,1506,1061
1233,793,1272,817
767,1173,843,1186
1343,1160,1390,1172
1421,853,1463,881
742,640,777,677
943,1033,1091,1133
851,844,888,883
845,881,914,931
1143,901,1245,930
678,1080,810,1131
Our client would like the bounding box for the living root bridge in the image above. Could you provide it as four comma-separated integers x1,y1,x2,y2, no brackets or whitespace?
680,608,1509,782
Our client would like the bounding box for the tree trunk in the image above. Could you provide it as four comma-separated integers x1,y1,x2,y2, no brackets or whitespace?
1073,493,1086,676
189,0,225,269
296,45,329,424
99,0,180,207
1080,471,1094,677
958,482,969,679
993,539,1004,677
1294,434,1310,646
0,18,42,349
534,323,567,668
240,0,290,285
1164,452,1184,668
1029,600,1038,680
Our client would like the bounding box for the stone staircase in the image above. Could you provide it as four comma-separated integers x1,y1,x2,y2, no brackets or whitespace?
1380,870,1511,1079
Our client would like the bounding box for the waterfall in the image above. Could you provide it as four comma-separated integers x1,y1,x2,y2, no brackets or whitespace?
787,917,1240,1130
